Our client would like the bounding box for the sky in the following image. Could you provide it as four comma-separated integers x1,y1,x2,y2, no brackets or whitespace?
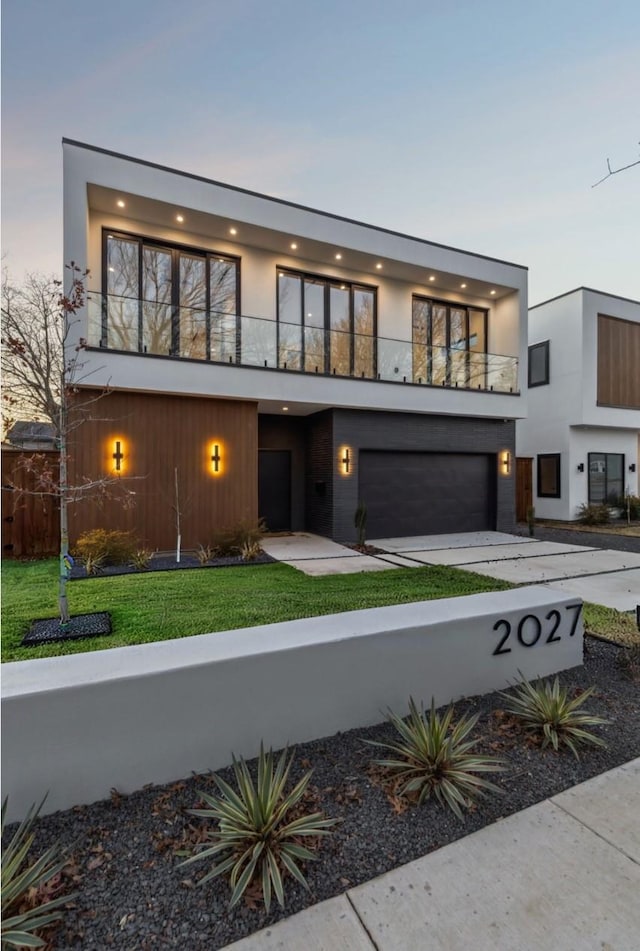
2,0,639,305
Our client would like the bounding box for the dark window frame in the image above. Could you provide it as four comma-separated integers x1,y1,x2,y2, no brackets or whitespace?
102,228,241,360
276,266,378,378
528,340,550,387
537,453,561,498
587,452,625,504
411,296,488,387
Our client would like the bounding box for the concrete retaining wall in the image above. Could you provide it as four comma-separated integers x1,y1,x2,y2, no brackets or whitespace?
1,586,583,821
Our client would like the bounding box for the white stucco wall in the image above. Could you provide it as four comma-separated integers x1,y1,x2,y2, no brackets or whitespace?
2,587,583,822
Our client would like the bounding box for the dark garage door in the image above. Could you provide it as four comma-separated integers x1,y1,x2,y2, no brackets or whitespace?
359,451,496,537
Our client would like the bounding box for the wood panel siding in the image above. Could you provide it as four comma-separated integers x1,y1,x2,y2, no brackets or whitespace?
597,314,640,409
2,448,60,557
68,390,258,551
515,457,533,523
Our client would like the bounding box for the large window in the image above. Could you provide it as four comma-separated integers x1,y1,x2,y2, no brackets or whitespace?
104,231,239,360
528,341,549,387
588,453,624,504
412,298,487,387
537,453,561,498
277,270,376,377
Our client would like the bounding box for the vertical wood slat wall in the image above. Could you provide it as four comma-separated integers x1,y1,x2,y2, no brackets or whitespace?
597,314,640,409
2,449,61,557
68,389,258,551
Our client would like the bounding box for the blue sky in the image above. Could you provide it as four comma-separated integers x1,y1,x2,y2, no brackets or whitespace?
2,0,639,304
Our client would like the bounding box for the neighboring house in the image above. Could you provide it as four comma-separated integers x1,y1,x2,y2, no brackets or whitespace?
62,139,528,550
5,421,57,450
517,288,640,521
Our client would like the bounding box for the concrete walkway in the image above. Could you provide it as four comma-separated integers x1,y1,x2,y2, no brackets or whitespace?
223,758,640,950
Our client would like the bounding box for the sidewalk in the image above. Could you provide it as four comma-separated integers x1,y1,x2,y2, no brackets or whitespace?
223,758,640,950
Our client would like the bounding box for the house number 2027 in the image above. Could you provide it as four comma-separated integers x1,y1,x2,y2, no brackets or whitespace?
492,603,582,656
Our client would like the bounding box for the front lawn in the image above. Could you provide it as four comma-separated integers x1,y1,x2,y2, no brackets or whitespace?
1,559,511,662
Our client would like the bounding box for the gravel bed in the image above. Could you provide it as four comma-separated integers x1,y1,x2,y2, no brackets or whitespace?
69,552,276,580
14,637,640,950
514,522,640,554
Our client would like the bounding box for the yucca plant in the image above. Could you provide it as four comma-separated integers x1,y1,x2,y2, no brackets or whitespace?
499,674,609,759
181,746,338,911
367,698,505,819
2,797,76,949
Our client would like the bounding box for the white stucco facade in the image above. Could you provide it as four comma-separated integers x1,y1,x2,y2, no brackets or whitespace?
517,288,640,520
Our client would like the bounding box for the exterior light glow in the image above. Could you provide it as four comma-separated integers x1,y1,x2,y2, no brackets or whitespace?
429,275,436,281
106,436,128,474
290,242,298,249
500,450,512,475
375,263,382,269
229,227,237,235
490,289,496,295
116,199,125,208
335,253,342,260
461,283,467,289
339,445,352,476
176,214,184,223
208,439,225,476
282,406,289,411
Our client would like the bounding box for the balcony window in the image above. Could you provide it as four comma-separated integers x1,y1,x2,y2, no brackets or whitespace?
277,269,377,378
103,231,238,358
412,297,488,387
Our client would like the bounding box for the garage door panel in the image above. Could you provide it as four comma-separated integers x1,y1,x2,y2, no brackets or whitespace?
359,451,495,537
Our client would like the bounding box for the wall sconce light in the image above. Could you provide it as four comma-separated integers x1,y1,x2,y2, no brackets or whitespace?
339,446,352,476
629,463,636,472
577,463,585,472
208,440,225,476
211,444,221,473
500,450,511,475
107,436,127,474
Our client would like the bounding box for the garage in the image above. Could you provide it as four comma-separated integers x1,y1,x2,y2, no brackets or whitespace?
358,450,496,537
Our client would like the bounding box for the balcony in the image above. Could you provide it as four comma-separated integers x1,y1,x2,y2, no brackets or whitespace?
87,294,519,395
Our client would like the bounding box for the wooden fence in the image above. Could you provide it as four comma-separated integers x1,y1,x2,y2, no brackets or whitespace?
2,448,60,557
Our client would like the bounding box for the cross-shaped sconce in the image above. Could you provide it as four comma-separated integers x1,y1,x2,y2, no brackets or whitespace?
211,444,221,473
342,447,351,474
113,440,124,471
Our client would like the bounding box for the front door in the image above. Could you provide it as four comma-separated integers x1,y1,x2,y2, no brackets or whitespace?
258,450,291,532
516,457,533,522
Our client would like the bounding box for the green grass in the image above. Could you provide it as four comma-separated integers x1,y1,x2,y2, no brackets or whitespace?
583,601,640,647
1,559,512,663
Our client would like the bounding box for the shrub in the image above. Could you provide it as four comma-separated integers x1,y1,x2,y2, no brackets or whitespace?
616,494,640,520
1,797,76,949
180,746,338,911
576,503,610,526
499,673,609,759
196,544,213,565
210,519,266,557
76,528,138,566
240,538,262,561
366,698,505,819
210,528,240,557
130,548,153,571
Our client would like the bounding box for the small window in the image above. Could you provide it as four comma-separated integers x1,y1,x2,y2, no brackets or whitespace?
537,453,561,498
528,341,549,387
588,452,624,504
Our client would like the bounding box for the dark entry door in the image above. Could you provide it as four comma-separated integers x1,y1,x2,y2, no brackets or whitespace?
359,451,496,537
516,457,533,522
258,450,291,532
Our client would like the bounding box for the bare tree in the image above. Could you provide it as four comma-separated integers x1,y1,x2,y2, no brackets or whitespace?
592,142,640,187
2,265,135,626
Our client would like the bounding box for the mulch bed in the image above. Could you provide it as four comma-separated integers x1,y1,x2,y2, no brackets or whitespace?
14,637,640,950
22,612,112,645
69,551,276,581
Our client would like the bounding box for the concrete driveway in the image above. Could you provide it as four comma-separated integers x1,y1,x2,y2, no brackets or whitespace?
370,531,640,611
262,531,639,610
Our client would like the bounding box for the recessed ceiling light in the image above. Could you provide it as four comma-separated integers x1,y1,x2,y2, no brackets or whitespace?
290,242,298,250
429,275,436,281
340,284,346,290
461,283,467,289
279,272,285,277
375,263,382,269
176,214,184,223
282,406,289,411
490,289,496,295
335,253,342,260
230,227,237,235
116,199,125,208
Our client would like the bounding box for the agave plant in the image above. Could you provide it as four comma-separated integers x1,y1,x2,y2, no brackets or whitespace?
181,746,338,911
1,797,76,949
367,698,505,819
499,674,609,759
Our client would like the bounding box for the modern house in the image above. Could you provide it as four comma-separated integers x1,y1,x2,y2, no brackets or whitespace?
517,288,639,521
63,139,528,550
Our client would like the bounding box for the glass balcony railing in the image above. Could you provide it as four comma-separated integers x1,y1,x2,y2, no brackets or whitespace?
87,294,519,394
